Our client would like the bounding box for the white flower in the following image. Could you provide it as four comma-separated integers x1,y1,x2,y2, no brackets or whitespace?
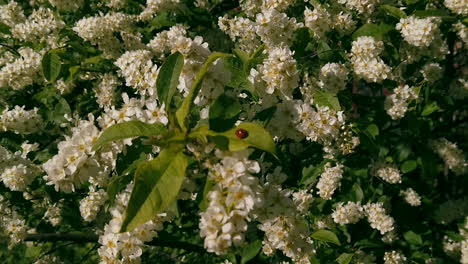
363,202,395,235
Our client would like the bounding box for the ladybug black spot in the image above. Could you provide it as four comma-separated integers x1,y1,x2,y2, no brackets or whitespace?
235,128,249,139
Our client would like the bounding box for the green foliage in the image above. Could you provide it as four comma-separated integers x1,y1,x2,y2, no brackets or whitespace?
120,147,189,232
93,121,168,151
42,50,62,82
156,52,184,112
311,230,341,246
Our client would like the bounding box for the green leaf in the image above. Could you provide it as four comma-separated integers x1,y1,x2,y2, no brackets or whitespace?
198,179,216,211
314,90,341,111
240,240,262,264
0,22,11,34
209,94,242,132
220,122,276,156
336,253,354,264
156,52,184,111
42,50,62,82
421,102,440,116
349,183,364,202
311,229,341,245
316,41,333,61
380,5,407,18
120,147,188,232
352,23,393,40
403,231,422,245
414,9,451,17
233,49,249,65
176,52,231,132
401,160,417,173
366,124,379,139
301,161,327,185
93,121,167,151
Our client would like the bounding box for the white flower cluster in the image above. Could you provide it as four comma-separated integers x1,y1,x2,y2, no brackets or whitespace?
255,168,315,264
0,195,29,247
304,5,332,40
48,0,84,11
240,0,295,17
444,0,468,15
0,1,26,27
350,36,391,83
94,73,120,109
318,63,349,93
384,250,407,264
396,16,439,47
43,200,63,227
0,47,42,90
454,23,468,45
421,63,443,83
138,0,180,21
43,116,119,192
363,202,395,234
400,188,421,206
0,146,41,192
115,50,159,97
332,201,365,224
431,138,467,175
376,166,402,184
148,24,228,106
316,163,344,200
461,217,468,264
79,187,108,222
98,183,172,263
11,7,65,43
384,85,418,120
218,15,260,53
199,150,262,255
256,46,299,98
255,9,300,47
73,12,134,58
0,105,43,134
337,0,380,15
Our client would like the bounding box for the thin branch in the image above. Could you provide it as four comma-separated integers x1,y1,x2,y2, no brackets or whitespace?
24,233,208,254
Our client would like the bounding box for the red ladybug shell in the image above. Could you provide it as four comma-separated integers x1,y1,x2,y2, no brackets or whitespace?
235,128,249,139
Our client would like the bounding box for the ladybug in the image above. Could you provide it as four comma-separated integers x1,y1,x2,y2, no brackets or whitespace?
235,128,249,139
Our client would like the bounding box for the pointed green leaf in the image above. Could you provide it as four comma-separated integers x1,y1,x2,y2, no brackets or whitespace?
314,90,341,111
403,231,422,245
156,52,184,111
176,52,231,132
93,121,167,151
380,5,407,19
120,147,188,232
352,23,393,40
220,122,276,155
311,229,341,245
336,253,354,264
42,50,62,82
209,94,242,132
0,22,11,34
401,160,417,173
240,240,263,264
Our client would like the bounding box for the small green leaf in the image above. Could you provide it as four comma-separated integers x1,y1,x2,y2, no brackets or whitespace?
380,5,407,18
366,124,379,139
352,23,393,40
301,161,327,185
349,183,364,202
0,22,11,34
176,52,231,132
42,50,62,82
120,147,188,232
240,240,263,264
198,179,216,211
314,90,341,111
401,160,417,173
311,229,341,245
421,102,440,116
233,49,249,65
156,52,184,111
336,253,354,264
220,122,276,156
209,94,242,132
403,231,422,245
93,121,167,151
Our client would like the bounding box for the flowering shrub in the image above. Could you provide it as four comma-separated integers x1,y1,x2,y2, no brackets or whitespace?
0,0,467,263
